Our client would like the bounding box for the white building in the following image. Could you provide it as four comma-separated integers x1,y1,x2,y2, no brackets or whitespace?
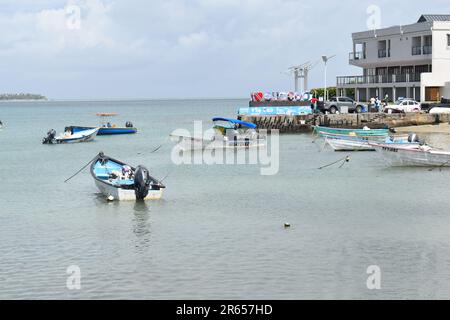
337,14,450,103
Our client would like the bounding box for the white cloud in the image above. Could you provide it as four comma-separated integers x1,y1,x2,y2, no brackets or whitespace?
1,0,450,98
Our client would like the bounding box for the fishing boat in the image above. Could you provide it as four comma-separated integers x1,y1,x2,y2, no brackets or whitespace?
42,128,99,144
325,134,422,152
90,152,165,201
171,117,266,151
313,125,390,138
370,143,450,167
66,113,137,135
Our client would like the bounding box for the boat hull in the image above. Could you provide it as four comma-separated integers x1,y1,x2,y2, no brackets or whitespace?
326,136,419,152
373,144,450,167
68,126,137,135
55,128,99,144
326,137,375,151
314,126,389,138
94,179,164,201
172,135,266,152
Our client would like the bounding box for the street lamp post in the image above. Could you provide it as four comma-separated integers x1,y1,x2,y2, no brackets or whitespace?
321,54,336,102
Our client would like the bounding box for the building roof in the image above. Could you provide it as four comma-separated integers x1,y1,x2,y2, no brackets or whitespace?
418,14,450,23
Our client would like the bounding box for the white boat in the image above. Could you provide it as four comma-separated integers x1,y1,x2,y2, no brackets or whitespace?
326,134,421,152
171,117,266,152
371,143,450,167
43,128,99,144
90,152,165,201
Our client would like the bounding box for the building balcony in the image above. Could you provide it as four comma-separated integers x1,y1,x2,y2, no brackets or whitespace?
349,51,365,61
412,46,422,55
378,49,390,58
423,45,432,55
337,73,422,87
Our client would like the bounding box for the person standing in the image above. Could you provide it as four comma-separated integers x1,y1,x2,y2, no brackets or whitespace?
370,97,376,112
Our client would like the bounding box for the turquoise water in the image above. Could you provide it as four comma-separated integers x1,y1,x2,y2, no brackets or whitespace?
2,99,450,299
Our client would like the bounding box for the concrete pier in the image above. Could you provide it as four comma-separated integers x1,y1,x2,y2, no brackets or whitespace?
240,113,450,133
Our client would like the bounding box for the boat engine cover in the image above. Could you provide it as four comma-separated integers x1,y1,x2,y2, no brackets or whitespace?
134,166,151,200
43,129,56,144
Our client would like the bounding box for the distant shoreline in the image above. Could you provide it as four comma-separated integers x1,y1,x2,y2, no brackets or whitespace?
0,99,48,102
0,94,48,102
0,97,247,103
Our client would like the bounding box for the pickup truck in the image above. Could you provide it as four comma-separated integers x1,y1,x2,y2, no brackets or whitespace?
322,97,366,114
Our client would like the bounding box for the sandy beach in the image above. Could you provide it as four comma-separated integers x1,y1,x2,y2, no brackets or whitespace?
394,122,450,134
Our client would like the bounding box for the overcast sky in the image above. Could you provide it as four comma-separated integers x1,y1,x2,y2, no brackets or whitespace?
1,0,450,99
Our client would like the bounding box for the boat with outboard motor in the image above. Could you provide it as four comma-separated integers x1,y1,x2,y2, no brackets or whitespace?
325,133,422,151
370,143,450,167
66,113,137,135
90,152,165,201
42,127,99,144
171,117,266,151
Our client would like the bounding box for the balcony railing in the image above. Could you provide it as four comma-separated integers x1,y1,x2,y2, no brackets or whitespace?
412,46,422,55
378,49,391,58
337,73,422,86
423,45,432,55
349,51,365,61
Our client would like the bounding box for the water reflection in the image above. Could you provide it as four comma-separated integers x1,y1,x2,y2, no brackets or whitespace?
133,201,151,251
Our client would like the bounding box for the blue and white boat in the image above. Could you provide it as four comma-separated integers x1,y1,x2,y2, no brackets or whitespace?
90,152,165,201
66,113,137,136
171,117,266,151
42,128,99,144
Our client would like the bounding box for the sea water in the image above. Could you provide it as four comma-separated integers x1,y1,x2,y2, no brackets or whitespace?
1,99,450,299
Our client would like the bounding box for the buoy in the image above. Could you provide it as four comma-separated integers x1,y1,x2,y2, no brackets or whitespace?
284,223,291,228
107,195,114,201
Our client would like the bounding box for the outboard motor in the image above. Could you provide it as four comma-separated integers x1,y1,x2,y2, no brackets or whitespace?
42,129,56,144
408,133,420,143
134,166,152,200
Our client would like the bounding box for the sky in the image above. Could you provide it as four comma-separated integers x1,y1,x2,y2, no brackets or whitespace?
1,0,450,99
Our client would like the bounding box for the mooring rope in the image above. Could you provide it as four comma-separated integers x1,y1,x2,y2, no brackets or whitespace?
64,154,100,183
149,136,171,153
318,155,351,170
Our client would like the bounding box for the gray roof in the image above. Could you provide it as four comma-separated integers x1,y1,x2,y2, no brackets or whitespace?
418,14,450,23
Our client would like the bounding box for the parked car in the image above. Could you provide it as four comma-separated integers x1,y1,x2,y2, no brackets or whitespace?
384,99,421,113
421,98,450,113
323,97,366,114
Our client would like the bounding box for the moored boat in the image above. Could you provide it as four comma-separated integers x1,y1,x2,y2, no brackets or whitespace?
314,125,390,138
370,143,450,167
325,134,422,152
90,152,165,201
67,113,137,135
42,128,99,144
171,117,266,151
67,125,137,135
